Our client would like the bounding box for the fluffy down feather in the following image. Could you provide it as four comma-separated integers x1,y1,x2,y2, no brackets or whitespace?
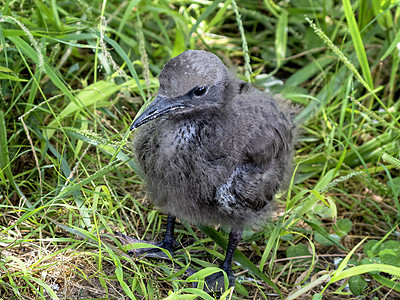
132,50,296,228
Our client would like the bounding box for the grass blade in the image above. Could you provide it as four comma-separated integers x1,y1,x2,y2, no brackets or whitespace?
275,9,288,69
342,0,373,89
188,0,222,39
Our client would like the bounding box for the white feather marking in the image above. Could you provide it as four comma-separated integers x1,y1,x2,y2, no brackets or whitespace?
215,168,240,212
176,122,196,143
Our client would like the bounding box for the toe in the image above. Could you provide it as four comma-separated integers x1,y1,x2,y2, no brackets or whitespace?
114,232,174,259
194,269,234,293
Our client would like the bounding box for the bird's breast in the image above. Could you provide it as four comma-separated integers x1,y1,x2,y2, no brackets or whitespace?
154,119,233,172
156,121,199,159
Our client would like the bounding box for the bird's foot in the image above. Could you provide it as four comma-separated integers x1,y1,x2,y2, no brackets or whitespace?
194,268,235,293
114,232,176,259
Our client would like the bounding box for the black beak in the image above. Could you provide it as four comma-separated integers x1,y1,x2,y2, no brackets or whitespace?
130,95,190,131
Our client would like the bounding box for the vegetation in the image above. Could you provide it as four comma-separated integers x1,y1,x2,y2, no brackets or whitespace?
1,0,400,299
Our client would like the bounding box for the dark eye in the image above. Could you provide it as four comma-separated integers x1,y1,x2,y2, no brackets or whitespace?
193,86,207,97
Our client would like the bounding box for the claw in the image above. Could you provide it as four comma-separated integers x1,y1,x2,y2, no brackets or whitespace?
192,268,235,293
114,232,174,259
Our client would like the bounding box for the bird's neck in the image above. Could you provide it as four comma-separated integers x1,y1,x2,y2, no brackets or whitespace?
178,120,197,142
165,111,226,146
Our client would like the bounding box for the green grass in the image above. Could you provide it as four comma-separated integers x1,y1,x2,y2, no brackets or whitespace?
1,0,400,299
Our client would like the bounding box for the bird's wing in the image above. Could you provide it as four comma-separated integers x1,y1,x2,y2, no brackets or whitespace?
216,96,294,213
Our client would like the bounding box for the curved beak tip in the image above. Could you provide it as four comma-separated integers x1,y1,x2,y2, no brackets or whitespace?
129,95,188,132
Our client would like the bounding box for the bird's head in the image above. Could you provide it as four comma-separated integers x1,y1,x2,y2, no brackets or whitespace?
130,50,229,130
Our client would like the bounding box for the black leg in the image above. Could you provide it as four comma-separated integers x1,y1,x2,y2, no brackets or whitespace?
202,226,243,292
115,214,177,259
221,227,243,273
158,214,176,253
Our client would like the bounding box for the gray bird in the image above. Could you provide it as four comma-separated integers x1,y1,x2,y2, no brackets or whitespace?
126,50,296,291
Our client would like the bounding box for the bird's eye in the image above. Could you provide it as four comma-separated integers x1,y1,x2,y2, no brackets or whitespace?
193,86,207,97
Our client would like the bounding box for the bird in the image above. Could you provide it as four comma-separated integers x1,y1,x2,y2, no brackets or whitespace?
124,50,296,292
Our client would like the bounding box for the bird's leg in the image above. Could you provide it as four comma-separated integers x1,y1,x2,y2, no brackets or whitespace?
115,214,177,259
221,227,243,281
154,214,176,254
203,227,243,292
